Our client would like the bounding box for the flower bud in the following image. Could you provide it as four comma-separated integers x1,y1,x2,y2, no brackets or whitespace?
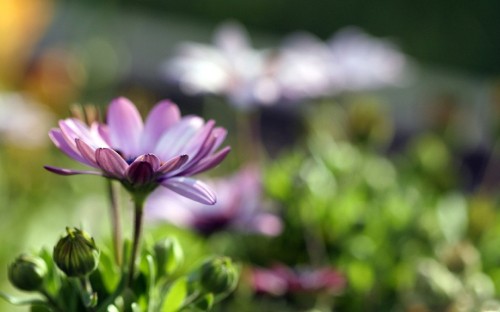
53,227,100,277
8,254,47,291
199,257,238,294
154,237,184,278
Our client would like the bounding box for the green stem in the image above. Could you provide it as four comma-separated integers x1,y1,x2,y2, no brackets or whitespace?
40,290,65,312
177,290,202,311
236,109,263,165
95,273,127,312
127,198,145,286
78,276,97,310
107,181,123,266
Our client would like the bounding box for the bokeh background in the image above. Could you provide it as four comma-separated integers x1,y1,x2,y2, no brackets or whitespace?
2,0,500,311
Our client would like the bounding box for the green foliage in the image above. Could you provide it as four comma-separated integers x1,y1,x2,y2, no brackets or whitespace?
2,236,239,312
161,277,187,312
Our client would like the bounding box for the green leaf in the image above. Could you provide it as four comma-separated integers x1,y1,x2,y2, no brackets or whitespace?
98,247,121,292
145,254,156,312
30,304,52,312
131,302,141,312
437,193,468,243
106,304,120,312
0,291,47,306
37,248,61,295
161,277,187,312
154,237,184,280
194,293,214,311
347,261,374,293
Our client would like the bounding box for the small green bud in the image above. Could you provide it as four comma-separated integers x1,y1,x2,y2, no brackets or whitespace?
199,257,238,294
154,237,183,278
8,254,47,291
53,227,100,277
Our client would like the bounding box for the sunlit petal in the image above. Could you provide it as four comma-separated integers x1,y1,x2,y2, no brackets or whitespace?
161,177,216,205
107,97,144,157
141,100,181,152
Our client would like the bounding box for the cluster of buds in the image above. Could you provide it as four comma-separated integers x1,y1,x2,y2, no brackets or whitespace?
5,227,101,311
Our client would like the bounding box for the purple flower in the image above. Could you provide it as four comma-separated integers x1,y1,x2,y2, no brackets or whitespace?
45,97,230,204
145,166,282,236
250,264,346,296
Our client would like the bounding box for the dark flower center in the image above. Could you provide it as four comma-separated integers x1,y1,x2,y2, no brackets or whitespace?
114,149,137,165
193,215,232,236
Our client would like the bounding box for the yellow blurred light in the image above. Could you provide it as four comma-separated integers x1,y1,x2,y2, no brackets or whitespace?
0,0,54,86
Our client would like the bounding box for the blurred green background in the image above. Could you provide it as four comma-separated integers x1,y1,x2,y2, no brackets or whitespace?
2,0,500,311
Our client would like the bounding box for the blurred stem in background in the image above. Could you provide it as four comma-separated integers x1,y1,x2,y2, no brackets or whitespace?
107,180,122,266
236,109,263,165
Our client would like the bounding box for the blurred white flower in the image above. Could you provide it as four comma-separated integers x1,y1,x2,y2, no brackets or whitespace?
273,32,333,101
327,27,408,92
0,93,53,147
163,22,279,109
145,165,282,237
163,23,408,107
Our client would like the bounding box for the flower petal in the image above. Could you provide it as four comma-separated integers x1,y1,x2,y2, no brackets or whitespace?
250,214,283,236
94,123,112,146
58,118,94,143
49,129,95,166
95,148,128,179
134,154,161,171
158,154,189,175
44,166,102,176
107,97,144,157
161,177,216,205
181,120,216,165
187,134,216,166
126,161,154,186
183,126,228,171
75,138,98,167
182,146,231,176
141,100,181,152
209,127,228,154
154,116,204,160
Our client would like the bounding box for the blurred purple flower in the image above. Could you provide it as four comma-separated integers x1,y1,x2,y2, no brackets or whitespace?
327,27,407,92
145,166,282,236
163,22,281,109
45,97,230,204
250,264,346,296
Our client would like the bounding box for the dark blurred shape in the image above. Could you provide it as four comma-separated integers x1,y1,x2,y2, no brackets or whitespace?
119,0,500,75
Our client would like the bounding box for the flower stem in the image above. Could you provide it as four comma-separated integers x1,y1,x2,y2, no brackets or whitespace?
127,197,145,286
78,276,97,309
107,181,122,266
40,289,65,312
236,109,263,165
